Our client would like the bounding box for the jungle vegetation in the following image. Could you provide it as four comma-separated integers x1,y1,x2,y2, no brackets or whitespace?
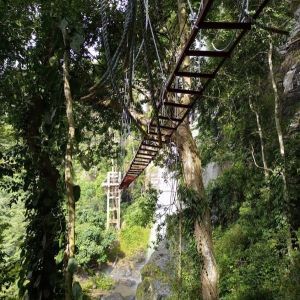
0,0,299,299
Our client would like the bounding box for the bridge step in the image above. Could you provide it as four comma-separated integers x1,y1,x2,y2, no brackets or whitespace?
200,21,251,30
185,50,230,57
175,71,215,78
167,88,202,95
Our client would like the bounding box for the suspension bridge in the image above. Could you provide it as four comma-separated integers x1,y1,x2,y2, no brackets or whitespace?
119,0,274,189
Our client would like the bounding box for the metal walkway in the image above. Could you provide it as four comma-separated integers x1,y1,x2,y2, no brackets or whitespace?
119,0,271,189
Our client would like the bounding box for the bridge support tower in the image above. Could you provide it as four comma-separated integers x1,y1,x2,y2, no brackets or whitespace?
102,171,121,230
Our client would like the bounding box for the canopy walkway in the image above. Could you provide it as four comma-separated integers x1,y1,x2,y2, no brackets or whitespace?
119,0,271,189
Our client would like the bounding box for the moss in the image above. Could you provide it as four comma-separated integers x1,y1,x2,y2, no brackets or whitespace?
136,277,172,300
79,274,115,293
136,278,155,300
140,263,169,283
136,262,174,300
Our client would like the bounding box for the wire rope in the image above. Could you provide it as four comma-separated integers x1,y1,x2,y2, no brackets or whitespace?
211,0,250,52
143,0,165,80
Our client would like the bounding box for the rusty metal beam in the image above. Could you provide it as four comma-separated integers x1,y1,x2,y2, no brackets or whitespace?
140,146,159,152
200,21,251,30
158,115,182,122
186,49,230,57
138,150,157,155
163,101,191,108
135,160,150,164
175,71,215,78
132,162,149,166
144,137,161,143
136,154,155,158
158,125,176,130
141,141,161,148
165,0,214,88
167,88,203,95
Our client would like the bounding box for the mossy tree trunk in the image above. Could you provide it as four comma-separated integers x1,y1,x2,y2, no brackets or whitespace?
62,32,76,300
174,1,219,298
175,121,219,300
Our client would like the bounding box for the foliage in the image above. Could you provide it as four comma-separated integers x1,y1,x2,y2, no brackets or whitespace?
0,195,25,299
119,226,150,257
123,187,157,228
177,184,207,220
208,164,299,300
118,180,157,257
74,162,117,267
166,214,202,300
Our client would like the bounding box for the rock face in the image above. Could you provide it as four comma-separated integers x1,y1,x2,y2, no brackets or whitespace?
136,240,172,300
281,3,300,246
281,5,300,132
102,293,124,300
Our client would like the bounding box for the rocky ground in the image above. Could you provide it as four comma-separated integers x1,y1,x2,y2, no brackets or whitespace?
136,240,173,300
101,251,147,300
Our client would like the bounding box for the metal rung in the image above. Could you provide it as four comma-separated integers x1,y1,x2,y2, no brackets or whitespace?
135,158,151,162
140,146,159,151
175,71,215,78
200,21,251,30
132,164,148,168
164,101,191,108
141,142,161,148
159,125,176,130
137,152,156,157
168,88,203,95
144,138,161,143
148,131,170,136
134,158,151,162
186,50,230,57
134,162,150,166
136,154,155,158
158,115,182,122
131,162,149,167
138,150,157,155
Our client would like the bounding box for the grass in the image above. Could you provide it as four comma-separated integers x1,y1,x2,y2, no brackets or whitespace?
119,225,150,257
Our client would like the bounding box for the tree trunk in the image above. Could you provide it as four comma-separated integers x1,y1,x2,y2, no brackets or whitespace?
269,42,286,162
63,46,76,300
175,1,219,298
268,41,289,199
23,98,62,299
176,121,219,300
269,40,294,258
249,98,269,177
